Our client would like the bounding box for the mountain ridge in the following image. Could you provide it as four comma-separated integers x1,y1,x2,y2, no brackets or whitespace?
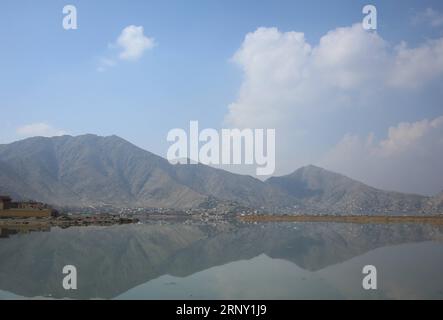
0,134,438,215
267,165,428,214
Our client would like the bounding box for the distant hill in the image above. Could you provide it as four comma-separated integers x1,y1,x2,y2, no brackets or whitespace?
266,165,428,214
0,134,438,214
423,191,443,213
0,135,288,209
0,134,200,208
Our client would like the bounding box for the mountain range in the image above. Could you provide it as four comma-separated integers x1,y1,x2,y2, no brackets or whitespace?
0,134,440,215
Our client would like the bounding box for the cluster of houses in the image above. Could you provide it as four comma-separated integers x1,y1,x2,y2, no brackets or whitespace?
0,195,57,218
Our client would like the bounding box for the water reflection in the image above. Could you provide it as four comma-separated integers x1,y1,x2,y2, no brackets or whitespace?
0,221,442,299
0,225,50,238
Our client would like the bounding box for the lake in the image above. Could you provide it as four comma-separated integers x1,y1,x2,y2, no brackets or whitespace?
0,220,442,299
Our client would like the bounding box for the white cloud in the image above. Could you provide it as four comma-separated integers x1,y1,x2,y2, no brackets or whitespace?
311,24,388,90
387,39,443,88
321,116,443,195
97,57,116,72
98,25,155,71
16,123,67,138
413,8,443,28
225,24,443,128
116,25,155,61
224,24,443,191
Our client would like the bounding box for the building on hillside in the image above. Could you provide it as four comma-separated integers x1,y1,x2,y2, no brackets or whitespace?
0,195,56,218
0,196,12,210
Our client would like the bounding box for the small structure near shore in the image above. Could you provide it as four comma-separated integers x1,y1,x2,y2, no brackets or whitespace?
0,195,56,218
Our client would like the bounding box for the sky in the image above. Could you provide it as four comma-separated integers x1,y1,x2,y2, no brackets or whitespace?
1,0,443,195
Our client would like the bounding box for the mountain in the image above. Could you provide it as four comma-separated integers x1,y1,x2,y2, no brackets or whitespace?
173,163,289,208
266,165,427,214
424,191,443,212
0,134,199,208
0,134,436,214
0,134,288,209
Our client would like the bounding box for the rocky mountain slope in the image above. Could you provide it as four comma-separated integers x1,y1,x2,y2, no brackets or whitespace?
0,135,288,209
266,165,427,214
0,134,438,214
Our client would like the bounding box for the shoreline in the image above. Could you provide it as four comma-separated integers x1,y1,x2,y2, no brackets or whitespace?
3,213,443,230
238,214,443,225
0,215,138,229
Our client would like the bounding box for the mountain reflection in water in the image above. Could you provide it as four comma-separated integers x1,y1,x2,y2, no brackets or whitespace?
0,221,442,299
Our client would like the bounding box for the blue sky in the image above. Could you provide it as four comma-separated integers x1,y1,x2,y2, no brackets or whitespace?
1,0,443,194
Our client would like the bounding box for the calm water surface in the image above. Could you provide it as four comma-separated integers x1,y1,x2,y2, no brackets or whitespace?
0,221,442,299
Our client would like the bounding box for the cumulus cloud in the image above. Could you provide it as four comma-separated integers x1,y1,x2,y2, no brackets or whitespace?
387,39,443,88
321,116,443,196
16,123,67,138
224,23,443,192
116,25,155,60
98,25,155,71
413,8,443,28
225,24,443,129
226,27,312,129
